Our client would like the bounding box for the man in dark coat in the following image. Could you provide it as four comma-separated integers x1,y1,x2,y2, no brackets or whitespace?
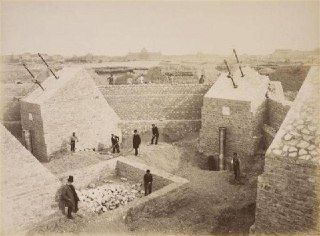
151,124,159,145
111,134,120,153
60,176,79,219
199,74,205,84
133,129,141,156
70,132,79,152
231,152,241,182
143,169,153,196
108,73,114,85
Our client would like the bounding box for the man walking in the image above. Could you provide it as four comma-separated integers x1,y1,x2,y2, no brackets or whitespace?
151,124,159,145
111,134,120,153
143,169,153,196
70,132,79,152
133,129,141,156
60,176,79,219
231,152,241,182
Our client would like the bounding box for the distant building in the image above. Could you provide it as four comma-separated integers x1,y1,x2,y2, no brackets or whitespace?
20,67,121,161
126,48,162,61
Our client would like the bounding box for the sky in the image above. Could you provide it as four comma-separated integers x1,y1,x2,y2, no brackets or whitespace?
1,1,319,56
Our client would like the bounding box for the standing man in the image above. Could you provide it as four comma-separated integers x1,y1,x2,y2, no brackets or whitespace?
108,73,114,85
143,169,153,196
60,176,79,219
111,134,120,153
70,132,79,152
231,152,241,182
133,129,141,156
151,124,159,145
199,74,205,84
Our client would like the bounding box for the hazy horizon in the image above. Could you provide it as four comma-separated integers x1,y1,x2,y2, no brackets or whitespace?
1,1,319,57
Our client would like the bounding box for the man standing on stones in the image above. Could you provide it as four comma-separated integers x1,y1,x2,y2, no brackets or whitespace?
60,176,79,219
144,169,153,196
151,124,159,145
231,152,241,182
133,129,141,156
111,134,120,153
70,132,79,153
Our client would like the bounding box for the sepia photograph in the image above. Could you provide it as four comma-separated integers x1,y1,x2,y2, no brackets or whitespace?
0,0,319,235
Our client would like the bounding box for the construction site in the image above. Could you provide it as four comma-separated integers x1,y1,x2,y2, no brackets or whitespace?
1,1,319,236
1,49,319,235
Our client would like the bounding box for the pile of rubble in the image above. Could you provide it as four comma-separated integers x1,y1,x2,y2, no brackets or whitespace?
77,181,144,214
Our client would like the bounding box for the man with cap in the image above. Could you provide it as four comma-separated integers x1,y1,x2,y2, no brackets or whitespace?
70,132,79,152
111,134,120,153
143,169,153,196
133,129,141,156
151,124,159,145
60,176,79,219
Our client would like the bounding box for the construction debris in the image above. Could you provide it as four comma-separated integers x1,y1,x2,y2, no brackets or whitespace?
77,183,143,214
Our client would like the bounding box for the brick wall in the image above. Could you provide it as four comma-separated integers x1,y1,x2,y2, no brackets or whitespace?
116,159,172,191
57,159,118,189
252,67,320,234
119,120,201,140
0,124,60,235
199,97,267,167
100,84,211,121
20,101,48,161
266,98,291,131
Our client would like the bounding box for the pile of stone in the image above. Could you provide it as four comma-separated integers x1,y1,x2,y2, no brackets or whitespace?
77,182,144,214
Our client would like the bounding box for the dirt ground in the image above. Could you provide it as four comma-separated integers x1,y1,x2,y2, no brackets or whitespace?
29,132,263,235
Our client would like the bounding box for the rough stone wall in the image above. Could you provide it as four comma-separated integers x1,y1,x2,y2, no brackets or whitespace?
267,98,291,131
253,67,320,234
200,98,258,166
100,84,211,121
116,159,172,191
0,124,60,235
22,69,121,160
20,101,48,161
57,159,117,189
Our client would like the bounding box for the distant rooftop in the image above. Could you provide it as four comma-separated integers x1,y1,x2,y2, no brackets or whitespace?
22,66,84,105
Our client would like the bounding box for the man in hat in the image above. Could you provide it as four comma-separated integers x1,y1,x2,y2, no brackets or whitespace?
231,152,241,182
133,129,141,156
70,132,79,152
151,124,159,145
111,134,120,153
143,169,153,196
60,176,79,219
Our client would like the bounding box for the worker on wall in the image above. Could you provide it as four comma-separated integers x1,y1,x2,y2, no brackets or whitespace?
143,169,153,196
151,124,159,145
111,134,120,153
133,129,141,156
70,132,79,153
